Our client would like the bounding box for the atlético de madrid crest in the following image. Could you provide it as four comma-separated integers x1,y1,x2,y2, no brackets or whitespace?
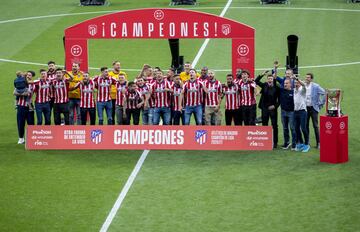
195,130,207,145
91,129,103,144
88,24,97,36
221,24,231,35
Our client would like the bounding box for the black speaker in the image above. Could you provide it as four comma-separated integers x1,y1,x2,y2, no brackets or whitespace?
286,34,299,74
170,0,196,5
80,0,106,6
168,39,184,74
260,0,288,4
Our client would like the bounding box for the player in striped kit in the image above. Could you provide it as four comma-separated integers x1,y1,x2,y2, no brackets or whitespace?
14,71,35,144
181,69,204,125
136,78,151,125
114,74,127,125
124,81,144,125
71,72,96,125
202,70,222,125
109,61,128,125
222,74,241,125
93,67,117,125
47,61,57,120
32,69,52,125
169,75,184,125
238,70,257,125
52,68,70,125
151,69,171,125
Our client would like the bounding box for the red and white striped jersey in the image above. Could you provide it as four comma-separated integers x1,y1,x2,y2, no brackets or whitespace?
183,79,203,106
15,85,34,107
47,71,56,98
171,83,183,111
146,82,155,108
32,80,52,103
52,79,69,104
234,79,242,107
203,80,222,107
115,82,127,106
223,84,239,110
234,78,242,85
151,80,171,108
137,84,150,108
125,90,142,109
137,84,150,96
93,76,116,102
74,80,96,108
47,71,57,81
239,81,257,106
145,76,154,84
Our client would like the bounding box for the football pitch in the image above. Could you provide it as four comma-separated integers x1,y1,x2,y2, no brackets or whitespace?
1,0,360,231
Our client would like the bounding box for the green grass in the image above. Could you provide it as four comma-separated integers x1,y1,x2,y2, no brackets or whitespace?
0,0,360,231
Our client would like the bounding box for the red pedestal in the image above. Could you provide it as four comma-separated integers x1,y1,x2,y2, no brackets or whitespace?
320,115,348,164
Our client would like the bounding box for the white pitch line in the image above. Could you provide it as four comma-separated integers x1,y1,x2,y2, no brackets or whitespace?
99,150,149,232
98,2,233,232
2,58,360,73
0,58,140,72
192,0,232,68
1,6,360,25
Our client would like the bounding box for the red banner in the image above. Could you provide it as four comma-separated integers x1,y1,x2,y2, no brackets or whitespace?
64,8,255,77
26,126,272,151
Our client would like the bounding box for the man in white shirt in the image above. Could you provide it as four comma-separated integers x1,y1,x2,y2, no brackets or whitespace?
293,77,310,152
305,73,325,149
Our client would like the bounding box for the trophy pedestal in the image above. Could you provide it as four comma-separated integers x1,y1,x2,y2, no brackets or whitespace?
320,115,348,164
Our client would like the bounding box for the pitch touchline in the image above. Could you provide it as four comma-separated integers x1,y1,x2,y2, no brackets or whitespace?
1,58,360,72
0,6,359,24
98,1,233,231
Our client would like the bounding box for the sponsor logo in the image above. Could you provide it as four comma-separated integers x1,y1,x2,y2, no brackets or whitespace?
237,44,249,56
154,10,164,20
250,141,264,147
88,24,97,36
221,24,231,35
91,129,104,144
195,130,207,145
34,140,48,146
247,130,267,136
32,130,52,135
325,121,332,130
71,45,82,57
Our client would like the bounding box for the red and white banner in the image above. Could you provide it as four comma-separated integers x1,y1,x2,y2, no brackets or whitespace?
64,8,255,76
26,126,272,150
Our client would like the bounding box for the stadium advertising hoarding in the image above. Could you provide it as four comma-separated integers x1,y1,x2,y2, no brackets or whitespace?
26,126,272,150
64,8,255,76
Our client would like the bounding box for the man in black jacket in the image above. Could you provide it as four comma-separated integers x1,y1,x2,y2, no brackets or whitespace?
255,72,281,148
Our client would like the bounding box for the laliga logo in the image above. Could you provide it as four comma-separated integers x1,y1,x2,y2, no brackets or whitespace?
237,44,249,56
71,45,82,57
325,121,332,130
340,122,345,130
154,10,164,20
88,24,97,36
221,24,231,35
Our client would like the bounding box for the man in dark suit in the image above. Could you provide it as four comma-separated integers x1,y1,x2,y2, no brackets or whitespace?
256,71,281,149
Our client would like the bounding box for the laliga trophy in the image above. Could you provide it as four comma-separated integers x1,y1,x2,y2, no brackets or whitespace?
326,89,342,117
